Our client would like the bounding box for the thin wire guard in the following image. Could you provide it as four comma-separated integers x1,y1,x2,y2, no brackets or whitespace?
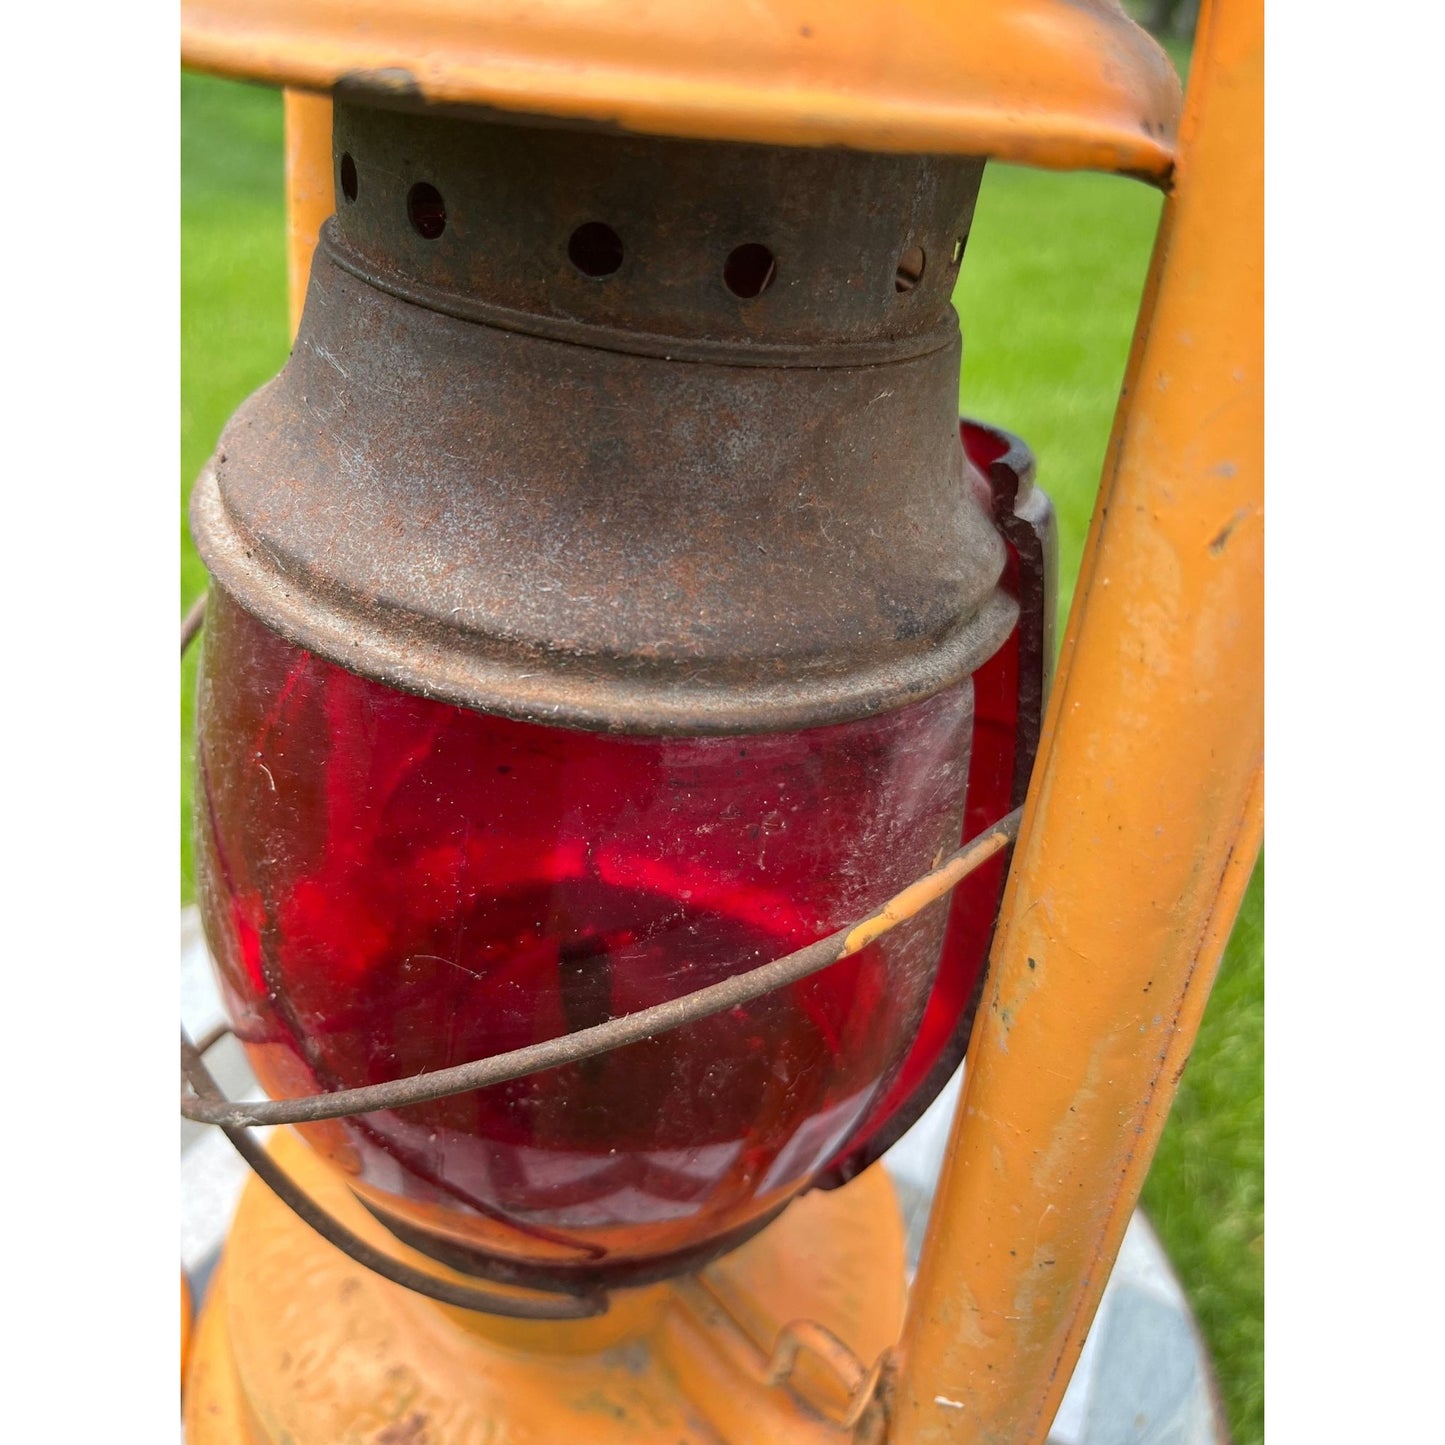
182,808,1020,1128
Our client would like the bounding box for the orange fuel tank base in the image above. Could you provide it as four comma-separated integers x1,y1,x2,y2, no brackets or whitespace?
184,1128,909,1444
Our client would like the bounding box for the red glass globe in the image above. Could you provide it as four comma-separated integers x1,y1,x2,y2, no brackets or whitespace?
196,589,987,1287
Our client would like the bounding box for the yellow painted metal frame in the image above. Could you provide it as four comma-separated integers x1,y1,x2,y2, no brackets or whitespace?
184,0,1262,1437
892,0,1262,1434
281,90,336,337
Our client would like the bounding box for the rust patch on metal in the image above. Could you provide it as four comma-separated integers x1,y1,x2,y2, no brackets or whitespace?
1208,505,1252,554
334,66,423,102
375,1411,429,1444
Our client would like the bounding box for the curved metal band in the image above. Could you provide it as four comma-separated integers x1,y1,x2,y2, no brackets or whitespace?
323,224,962,371
181,805,1022,1127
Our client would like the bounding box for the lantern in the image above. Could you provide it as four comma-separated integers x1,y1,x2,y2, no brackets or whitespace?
189,94,1049,1288
178,0,1265,1440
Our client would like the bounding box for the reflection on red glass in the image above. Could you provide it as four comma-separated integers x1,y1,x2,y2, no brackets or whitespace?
819,421,1041,1185
829,508,1020,1173
196,591,978,1286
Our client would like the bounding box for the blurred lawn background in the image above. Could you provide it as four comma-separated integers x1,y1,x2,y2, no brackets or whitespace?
181,50,1260,1443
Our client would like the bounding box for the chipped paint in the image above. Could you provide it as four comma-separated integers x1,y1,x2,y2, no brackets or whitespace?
840,828,1013,957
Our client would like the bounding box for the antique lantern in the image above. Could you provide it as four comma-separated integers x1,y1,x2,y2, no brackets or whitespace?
186,79,1059,1285
181,0,1261,1440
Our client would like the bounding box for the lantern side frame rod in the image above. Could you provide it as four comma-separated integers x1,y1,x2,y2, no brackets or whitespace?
889,0,1262,1434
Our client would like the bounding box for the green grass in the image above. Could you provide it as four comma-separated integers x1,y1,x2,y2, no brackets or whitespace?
181,72,290,899
181,64,1261,1445
1145,861,1265,1440
955,163,1164,609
